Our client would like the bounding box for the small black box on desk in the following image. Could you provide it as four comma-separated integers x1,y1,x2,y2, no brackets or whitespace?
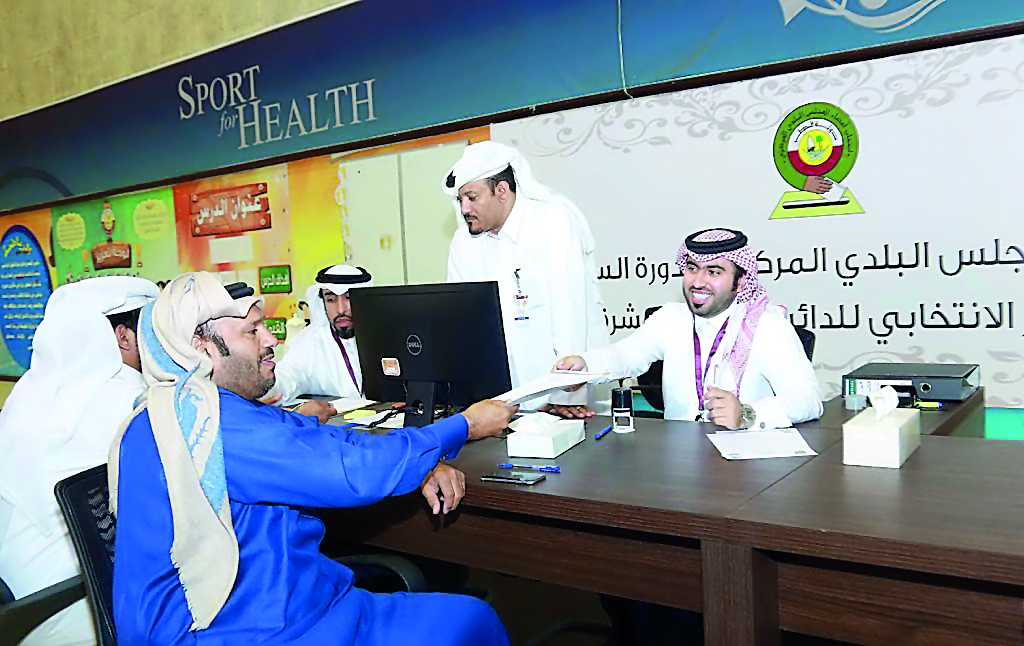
842,362,980,408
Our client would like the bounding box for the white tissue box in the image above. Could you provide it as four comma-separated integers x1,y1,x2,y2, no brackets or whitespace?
506,413,585,459
842,407,921,468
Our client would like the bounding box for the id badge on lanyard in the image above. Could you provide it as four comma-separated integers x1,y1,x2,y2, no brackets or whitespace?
694,320,729,421
513,268,529,321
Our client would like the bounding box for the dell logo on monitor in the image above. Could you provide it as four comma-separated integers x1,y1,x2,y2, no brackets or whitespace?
406,334,423,355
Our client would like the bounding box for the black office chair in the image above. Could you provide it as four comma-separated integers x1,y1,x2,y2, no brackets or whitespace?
0,574,84,646
794,325,815,362
54,464,428,645
633,308,817,415
54,465,117,646
634,306,666,416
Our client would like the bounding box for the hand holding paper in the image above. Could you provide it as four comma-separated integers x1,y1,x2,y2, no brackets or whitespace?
552,355,589,392
822,180,847,202
496,370,602,406
464,400,518,440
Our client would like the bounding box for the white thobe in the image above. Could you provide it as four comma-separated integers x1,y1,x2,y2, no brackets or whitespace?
0,364,144,646
447,197,607,406
583,302,823,426
269,325,362,406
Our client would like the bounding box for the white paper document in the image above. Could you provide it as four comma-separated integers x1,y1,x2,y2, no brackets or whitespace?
706,428,817,460
496,371,603,406
353,410,405,429
328,397,375,413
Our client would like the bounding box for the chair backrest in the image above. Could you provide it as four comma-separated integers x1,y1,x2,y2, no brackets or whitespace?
635,306,665,412
793,325,815,361
54,464,116,646
0,576,14,605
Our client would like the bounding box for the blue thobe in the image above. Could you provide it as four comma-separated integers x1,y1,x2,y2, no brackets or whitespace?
113,390,508,645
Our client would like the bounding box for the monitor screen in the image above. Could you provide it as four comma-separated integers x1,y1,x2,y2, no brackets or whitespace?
349,281,511,427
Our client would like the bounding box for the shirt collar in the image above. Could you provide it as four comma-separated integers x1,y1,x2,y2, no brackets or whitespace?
120,363,144,384
695,302,736,336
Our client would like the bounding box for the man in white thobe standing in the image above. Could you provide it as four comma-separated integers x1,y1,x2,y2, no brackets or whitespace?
443,141,607,414
0,276,159,645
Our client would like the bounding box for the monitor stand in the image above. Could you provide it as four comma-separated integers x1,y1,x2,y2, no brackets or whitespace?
404,381,438,428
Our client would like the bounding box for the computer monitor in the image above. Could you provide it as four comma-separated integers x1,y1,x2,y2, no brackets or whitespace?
349,281,512,427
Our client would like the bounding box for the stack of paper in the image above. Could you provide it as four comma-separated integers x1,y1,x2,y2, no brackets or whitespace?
329,397,374,413
706,428,816,460
496,371,603,406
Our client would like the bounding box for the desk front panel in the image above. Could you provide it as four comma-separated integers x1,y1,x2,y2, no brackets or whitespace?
727,436,1024,581
324,496,706,611
725,435,1024,644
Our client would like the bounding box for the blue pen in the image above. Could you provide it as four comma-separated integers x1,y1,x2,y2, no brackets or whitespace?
594,425,612,441
496,463,561,473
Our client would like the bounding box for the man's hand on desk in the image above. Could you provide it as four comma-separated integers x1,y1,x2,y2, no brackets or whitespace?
421,464,466,515
541,404,594,419
552,355,588,392
463,400,518,440
295,400,337,424
704,387,742,430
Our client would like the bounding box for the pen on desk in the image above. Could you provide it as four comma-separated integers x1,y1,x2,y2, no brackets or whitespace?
496,463,561,473
594,425,612,441
916,401,944,410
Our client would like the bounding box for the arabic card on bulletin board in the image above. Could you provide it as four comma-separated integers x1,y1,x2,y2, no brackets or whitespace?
51,188,179,287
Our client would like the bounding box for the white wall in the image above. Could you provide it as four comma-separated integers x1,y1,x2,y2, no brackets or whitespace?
494,34,1024,406
341,141,466,286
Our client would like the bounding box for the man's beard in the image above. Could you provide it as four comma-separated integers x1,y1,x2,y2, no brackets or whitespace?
333,319,355,339
217,349,275,400
253,349,276,398
464,214,483,235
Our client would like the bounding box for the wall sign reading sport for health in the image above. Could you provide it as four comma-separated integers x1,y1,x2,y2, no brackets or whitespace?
4,0,1024,213
770,102,863,220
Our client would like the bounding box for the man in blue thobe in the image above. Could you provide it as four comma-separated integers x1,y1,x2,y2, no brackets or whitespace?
108,272,515,645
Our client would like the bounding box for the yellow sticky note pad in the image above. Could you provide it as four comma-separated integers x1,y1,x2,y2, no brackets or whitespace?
343,409,377,420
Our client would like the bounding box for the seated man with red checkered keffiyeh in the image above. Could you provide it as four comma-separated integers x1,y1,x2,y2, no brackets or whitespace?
556,228,822,429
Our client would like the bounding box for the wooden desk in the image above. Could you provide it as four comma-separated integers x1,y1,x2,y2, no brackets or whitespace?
812,387,985,437
323,406,1007,645
323,417,838,638
726,435,1024,645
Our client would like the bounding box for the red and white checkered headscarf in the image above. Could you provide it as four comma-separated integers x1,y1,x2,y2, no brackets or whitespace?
676,229,769,393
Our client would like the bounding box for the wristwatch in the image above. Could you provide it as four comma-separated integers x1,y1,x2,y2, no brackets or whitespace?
739,403,757,429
